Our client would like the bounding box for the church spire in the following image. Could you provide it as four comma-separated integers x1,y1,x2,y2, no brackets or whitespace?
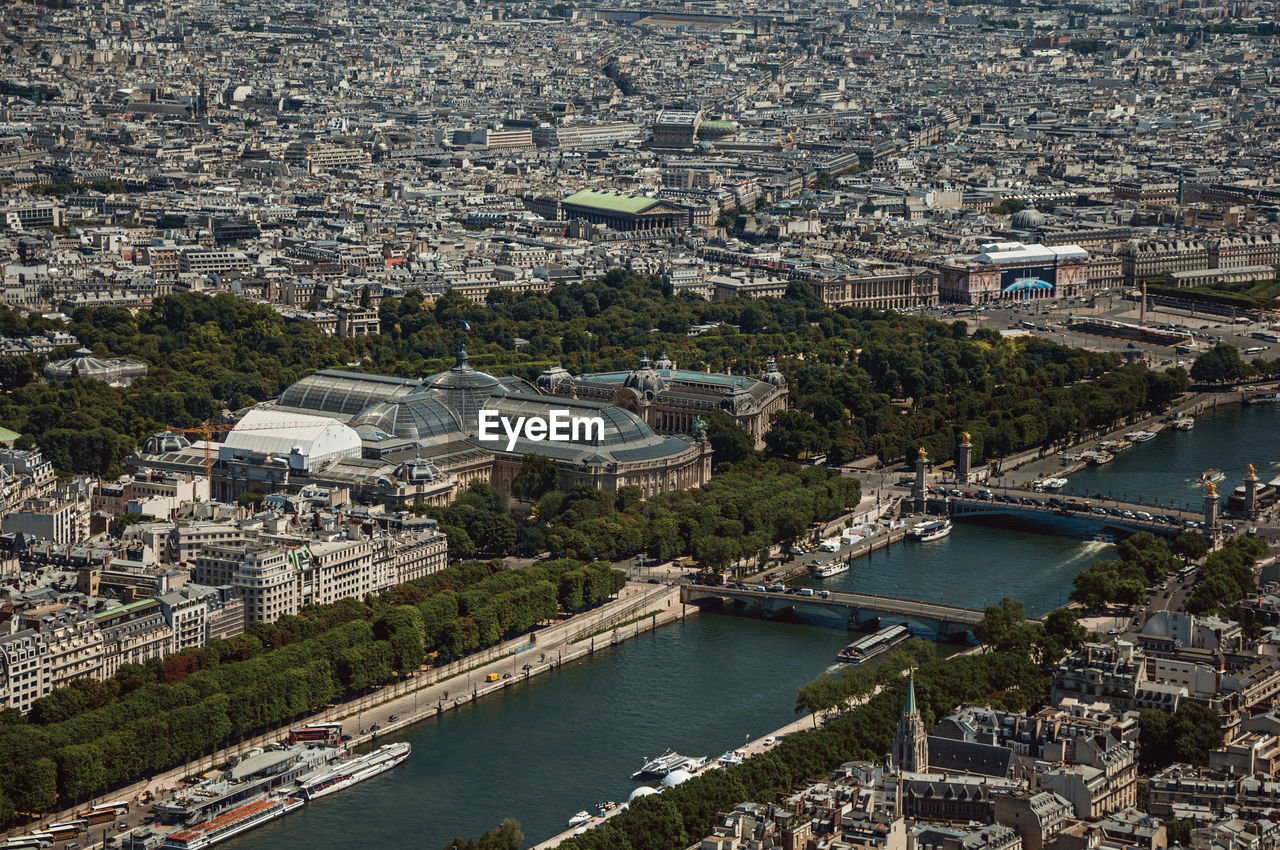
892,673,928,774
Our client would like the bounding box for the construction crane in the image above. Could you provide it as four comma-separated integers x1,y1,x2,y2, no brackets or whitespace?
162,421,238,487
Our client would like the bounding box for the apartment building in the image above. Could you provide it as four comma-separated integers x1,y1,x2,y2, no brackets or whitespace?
0,447,57,507
142,244,181,276
2,200,61,231
372,528,448,586
166,521,248,564
1117,239,1209,284
533,123,642,148
159,587,211,652
284,143,372,173
0,626,51,713
178,248,252,275
233,547,301,625
1207,233,1280,269
1038,735,1138,819
94,598,171,678
35,608,105,691
1,493,91,545
336,306,380,338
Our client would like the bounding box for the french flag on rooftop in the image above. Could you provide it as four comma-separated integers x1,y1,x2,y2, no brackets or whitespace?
461,319,473,333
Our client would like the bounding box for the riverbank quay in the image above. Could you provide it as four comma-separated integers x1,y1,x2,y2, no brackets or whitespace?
848,390,1232,496
332,582,690,749
10,581,687,846
533,644,986,849
743,496,906,584
992,391,1234,488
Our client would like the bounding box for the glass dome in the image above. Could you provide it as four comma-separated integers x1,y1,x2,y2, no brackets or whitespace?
352,393,463,441
278,370,418,417
419,344,505,428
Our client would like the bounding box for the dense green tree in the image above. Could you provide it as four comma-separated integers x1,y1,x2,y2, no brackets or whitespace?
1171,531,1210,562
1190,343,1248,384
13,757,57,814
1139,702,1223,768
705,411,755,469
511,454,560,502
1041,607,1088,656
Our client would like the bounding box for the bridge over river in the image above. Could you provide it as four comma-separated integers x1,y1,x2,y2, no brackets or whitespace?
679,584,1031,640
940,484,1211,541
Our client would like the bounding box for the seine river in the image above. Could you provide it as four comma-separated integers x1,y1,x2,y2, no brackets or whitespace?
236,401,1278,849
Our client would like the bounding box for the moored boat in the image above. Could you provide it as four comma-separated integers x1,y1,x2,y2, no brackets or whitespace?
1128,430,1157,442
906,519,952,542
813,561,850,579
161,797,303,850
568,811,593,828
1173,416,1195,431
295,742,411,801
631,750,704,780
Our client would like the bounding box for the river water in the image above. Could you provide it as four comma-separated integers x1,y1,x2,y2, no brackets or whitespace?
1060,400,1280,512
236,402,1278,850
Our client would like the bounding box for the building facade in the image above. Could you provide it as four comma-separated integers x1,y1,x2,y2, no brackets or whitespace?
537,354,788,451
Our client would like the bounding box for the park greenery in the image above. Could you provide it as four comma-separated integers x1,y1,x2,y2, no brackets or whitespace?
413,469,860,571
0,272,1191,478
1137,702,1223,769
1069,532,1264,615
1189,342,1259,385
973,599,1090,666
442,818,524,850
1148,278,1280,312
1185,536,1270,616
0,557,624,826
1070,531,1188,607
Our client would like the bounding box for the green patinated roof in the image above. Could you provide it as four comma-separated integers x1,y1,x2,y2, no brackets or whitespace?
93,599,155,620
562,189,663,215
905,674,917,715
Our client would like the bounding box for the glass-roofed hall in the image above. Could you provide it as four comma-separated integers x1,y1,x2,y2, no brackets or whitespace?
133,345,761,508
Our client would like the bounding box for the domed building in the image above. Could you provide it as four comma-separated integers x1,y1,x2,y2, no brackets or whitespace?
44,348,148,387
696,119,736,141
351,393,464,443
418,345,507,430
622,354,666,398
134,344,721,507
1010,208,1047,230
540,354,788,450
